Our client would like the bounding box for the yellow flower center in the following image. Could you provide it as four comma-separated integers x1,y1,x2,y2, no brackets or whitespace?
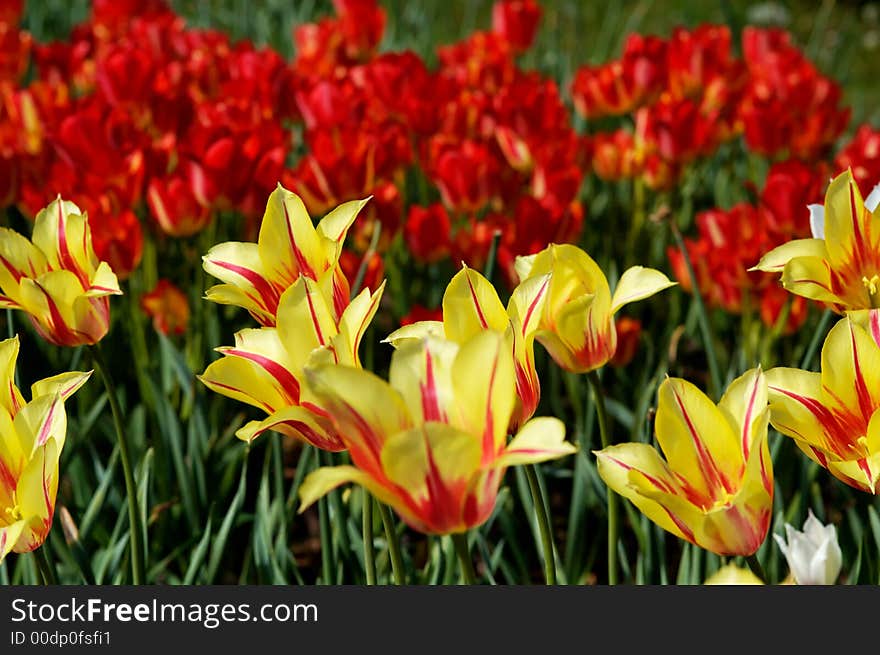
4,504,23,522
863,275,880,307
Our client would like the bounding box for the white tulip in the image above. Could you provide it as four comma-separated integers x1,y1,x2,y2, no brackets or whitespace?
773,510,842,585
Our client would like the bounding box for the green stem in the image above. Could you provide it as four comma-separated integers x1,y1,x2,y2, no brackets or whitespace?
319,450,352,580
524,464,557,585
669,219,723,399
351,220,382,298
482,229,502,282
363,490,376,586
451,532,477,585
745,553,766,583
318,494,334,584
34,546,58,585
587,370,618,585
89,342,145,585
377,502,405,585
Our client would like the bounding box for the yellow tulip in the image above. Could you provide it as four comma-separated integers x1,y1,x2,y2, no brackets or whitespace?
199,268,385,448
0,336,91,562
595,368,773,556
753,169,880,312
298,331,576,535
766,310,880,493
203,183,368,327
516,243,675,373
384,265,550,431
0,197,122,346
703,564,764,585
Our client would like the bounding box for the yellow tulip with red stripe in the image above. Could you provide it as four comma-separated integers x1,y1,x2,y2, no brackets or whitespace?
0,336,91,562
384,264,550,431
203,183,368,327
199,268,385,449
595,368,773,556
0,197,122,346
297,331,576,535
753,169,880,312
766,310,880,493
515,243,676,374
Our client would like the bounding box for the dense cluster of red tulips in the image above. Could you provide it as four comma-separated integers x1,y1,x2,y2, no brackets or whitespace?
2,0,879,333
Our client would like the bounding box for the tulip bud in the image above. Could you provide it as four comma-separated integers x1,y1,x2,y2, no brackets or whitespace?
773,510,842,585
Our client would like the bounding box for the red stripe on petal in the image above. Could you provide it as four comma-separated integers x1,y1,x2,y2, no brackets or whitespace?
481,349,499,464
419,348,446,422
207,380,276,414
36,401,57,446
211,260,279,317
741,374,760,460
521,276,549,337
282,200,317,280
670,386,732,496
220,348,300,403
465,271,490,329
56,202,88,289
351,288,382,363
0,253,23,283
603,454,677,495
849,322,876,420
35,283,80,346
0,457,16,493
870,311,880,348
663,506,696,544
303,281,327,346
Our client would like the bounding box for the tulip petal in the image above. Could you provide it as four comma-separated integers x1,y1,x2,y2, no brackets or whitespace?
305,364,412,472
766,367,840,457
316,197,370,255
335,282,385,367
595,442,694,542
704,564,763,585
198,355,290,415
495,417,575,467
13,393,67,458
258,185,323,286
0,227,48,302
15,437,59,551
389,337,458,425
655,377,740,501
30,370,93,402
276,277,339,371
780,256,839,304
514,253,538,283
442,266,509,342
718,367,769,461
609,266,676,315
0,336,24,416
809,204,825,239
85,261,122,297
203,241,276,321
452,330,516,461
32,200,93,287
750,238,827,273
508,273,550,342
0,407,23,500
235,405,342,451
298,465,396,514
383,321,445,348
820,315,880,421
0,520,26,562
217,327,300,402
381,423,481,512
823,169,880,269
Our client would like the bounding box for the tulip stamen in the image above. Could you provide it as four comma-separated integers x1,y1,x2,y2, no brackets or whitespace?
4,504,23,522
862,274,880,307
